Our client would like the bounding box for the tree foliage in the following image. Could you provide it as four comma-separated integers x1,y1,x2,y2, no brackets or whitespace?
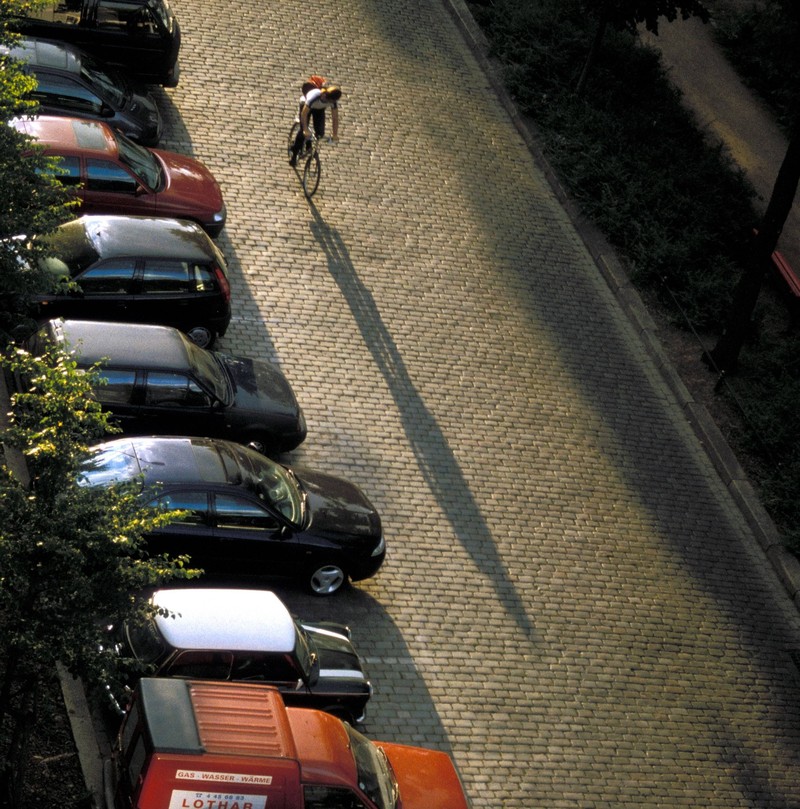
0,1,76,343
0,344,200,806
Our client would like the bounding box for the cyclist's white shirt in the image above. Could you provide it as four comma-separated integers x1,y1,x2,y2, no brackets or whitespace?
303,88,337,109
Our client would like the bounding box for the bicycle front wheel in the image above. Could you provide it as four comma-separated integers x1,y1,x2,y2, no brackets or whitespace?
303,153,321,197
287,121,300,160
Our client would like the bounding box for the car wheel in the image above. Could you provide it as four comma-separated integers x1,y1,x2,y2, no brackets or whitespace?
185,325,214,349
246,436,268,454
307,563,347,596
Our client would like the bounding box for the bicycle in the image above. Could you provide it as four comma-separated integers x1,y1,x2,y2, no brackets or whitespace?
287,119,323,198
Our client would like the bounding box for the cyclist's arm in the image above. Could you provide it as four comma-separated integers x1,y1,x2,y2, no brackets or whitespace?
300,104,311,137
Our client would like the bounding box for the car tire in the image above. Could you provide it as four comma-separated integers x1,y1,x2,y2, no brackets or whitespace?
307,562,347,596
185,325,215,349
246,435,269,454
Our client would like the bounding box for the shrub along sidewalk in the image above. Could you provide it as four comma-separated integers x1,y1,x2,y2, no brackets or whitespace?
464,0,800,551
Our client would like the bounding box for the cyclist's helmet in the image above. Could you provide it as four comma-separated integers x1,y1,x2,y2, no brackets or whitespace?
324,86,343,101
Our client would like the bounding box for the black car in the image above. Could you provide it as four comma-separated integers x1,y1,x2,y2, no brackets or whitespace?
111,587,372,723
31,215,231,348
3,37,162,145
11,0,181,87
80,436,386,595
29,319,307,453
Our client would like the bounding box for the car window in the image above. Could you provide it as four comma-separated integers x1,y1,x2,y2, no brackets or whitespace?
86,159,138,193
144,373,211,407
141,260,189,294
230,652,300,683
304,786,370,809
192,264,218,293
150,491,208,525
25,2,80,25
80,55,126,108
76,259,136,294
166,650,234,680
126,619,166,663
53,155,82,187
96,368,137,404
214,494,281,532
95,0,146,30
33,74,104,115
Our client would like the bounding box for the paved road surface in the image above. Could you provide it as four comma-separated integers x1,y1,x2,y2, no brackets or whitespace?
155,1,800,805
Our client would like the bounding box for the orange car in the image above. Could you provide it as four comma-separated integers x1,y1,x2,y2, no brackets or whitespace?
111,678,470,809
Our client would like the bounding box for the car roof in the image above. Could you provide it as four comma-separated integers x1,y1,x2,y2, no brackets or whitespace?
150,589,297,653
86,436,245,487
5,37,82,74
74,215,217,261
54,319,196,371
11,115,117,157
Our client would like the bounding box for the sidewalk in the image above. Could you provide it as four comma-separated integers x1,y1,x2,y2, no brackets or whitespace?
640,14,800,270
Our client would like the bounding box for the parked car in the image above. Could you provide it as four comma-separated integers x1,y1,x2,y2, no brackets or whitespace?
29,319,307,452
80,436,386,595
10,116,226,237
9,0,181,87
2,37,162,145
111,679,471,809
24,215,230,347
110,587,372,723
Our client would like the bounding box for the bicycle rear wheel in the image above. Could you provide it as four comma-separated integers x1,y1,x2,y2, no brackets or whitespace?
287,121,300,160
303,153,321,197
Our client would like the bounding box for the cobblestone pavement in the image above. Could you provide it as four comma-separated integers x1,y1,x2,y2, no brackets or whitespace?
158,1,800,805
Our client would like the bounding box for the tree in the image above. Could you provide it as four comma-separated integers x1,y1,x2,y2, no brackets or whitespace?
0,1,75,343
706,122,800,371
576,0,710,95
0,343,199,807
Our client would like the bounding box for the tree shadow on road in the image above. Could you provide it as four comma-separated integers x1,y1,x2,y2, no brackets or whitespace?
306,202,535,642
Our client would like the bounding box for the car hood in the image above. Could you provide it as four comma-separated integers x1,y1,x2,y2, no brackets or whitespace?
379,743,470,809
153,149,224,214
298,470,382,540
302,624,368,684
219,353,301,419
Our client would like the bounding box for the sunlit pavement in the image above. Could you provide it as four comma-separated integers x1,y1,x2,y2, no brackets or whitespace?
153,1,800,805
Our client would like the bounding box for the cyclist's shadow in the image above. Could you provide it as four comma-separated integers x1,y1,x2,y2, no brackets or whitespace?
306,202,536,642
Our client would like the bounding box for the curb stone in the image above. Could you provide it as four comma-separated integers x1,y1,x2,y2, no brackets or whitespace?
440,0,800,612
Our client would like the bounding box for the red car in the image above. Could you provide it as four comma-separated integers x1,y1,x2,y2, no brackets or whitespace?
12,115,226,237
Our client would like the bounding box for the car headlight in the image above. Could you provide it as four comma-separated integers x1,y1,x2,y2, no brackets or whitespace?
370,535,385,557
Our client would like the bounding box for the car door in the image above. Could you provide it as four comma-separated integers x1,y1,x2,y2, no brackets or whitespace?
211,492,302,577
83,157,156,217
146,489,224,571
131,259,194,331
92,367,141,429
36,257,136,321
140,371,221,436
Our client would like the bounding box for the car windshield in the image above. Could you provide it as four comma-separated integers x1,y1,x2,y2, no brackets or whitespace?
149,0,172,31
186,343,231,404
293,621,316,679
114,130,162,190
80,55,127,108
239,452,303,524
126,618,166,664
39,220,100,276
346,725,398,809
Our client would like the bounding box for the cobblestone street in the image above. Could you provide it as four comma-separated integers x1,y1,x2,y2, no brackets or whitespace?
158,1,800,805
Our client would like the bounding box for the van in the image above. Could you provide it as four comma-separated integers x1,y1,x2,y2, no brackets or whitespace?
110,678,471,809
11,0,181,87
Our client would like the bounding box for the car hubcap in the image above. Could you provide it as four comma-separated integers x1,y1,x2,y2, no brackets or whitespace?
186,326,213,348
310,565,345,595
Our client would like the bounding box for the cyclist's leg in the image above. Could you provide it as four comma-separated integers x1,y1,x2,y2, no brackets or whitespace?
311,107,326,139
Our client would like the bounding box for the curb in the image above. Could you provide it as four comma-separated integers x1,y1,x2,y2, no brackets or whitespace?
440,0,800,612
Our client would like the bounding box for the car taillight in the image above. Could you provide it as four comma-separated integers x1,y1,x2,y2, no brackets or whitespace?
213,264,231,304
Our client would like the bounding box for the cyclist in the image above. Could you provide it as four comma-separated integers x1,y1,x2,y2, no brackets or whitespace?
289,84,342,167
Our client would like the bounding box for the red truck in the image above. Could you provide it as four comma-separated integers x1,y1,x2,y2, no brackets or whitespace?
108,678,470,809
